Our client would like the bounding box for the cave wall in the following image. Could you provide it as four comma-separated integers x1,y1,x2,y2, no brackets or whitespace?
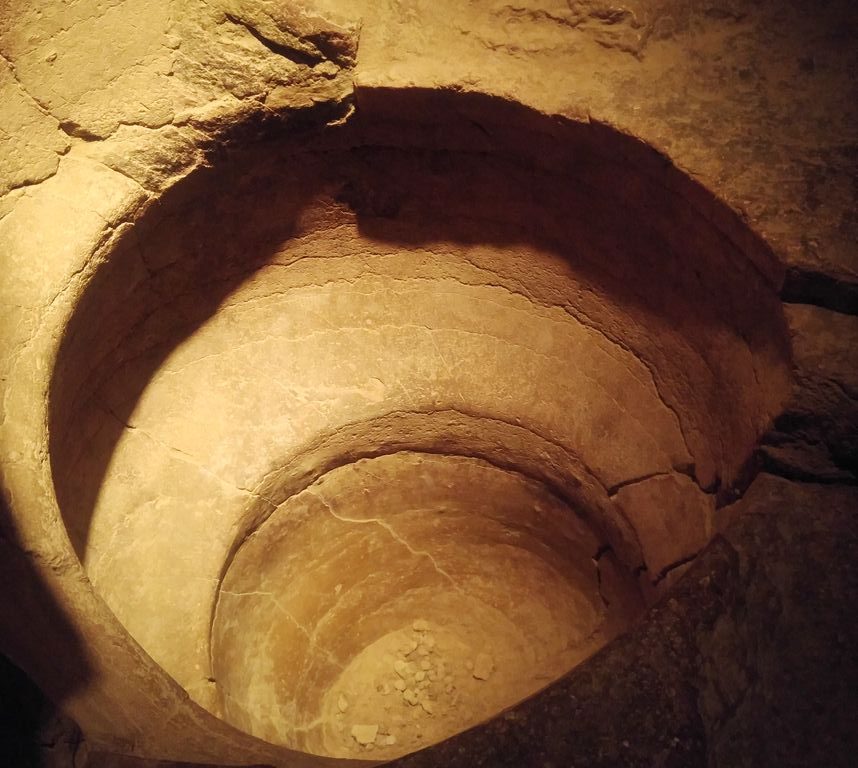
0,1,856,766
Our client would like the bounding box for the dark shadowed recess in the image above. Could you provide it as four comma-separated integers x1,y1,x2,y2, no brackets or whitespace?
0,496,91,765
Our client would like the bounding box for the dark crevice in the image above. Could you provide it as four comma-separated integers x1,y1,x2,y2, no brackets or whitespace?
782,267,858,316
652,552,701,586
57,120,102,142
224,13,325,67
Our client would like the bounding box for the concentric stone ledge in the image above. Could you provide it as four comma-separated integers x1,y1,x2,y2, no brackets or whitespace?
44,96,790,761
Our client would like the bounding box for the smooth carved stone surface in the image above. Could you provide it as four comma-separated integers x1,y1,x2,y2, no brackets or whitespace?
213,452,643,758
613,472,715,592
0,1,854,765
42,115,790,736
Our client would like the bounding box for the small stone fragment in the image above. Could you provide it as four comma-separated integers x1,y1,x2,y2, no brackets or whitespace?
415,670,426,682
413,619,430,632
420,698,435,714
351,724,378,745
403,688,419,706
385,734,397,746
394,678,407,691
394,659,408,678
337,694,349,713
423,633,436,649
473,653,494,680
420,659,432,670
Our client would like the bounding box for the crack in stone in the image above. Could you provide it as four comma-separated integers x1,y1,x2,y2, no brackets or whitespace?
219,588,344,670
607,470,677,497
594,559,611,609
223,13,324,67
96,401,274,505
651,550,702,587
309,488,464,593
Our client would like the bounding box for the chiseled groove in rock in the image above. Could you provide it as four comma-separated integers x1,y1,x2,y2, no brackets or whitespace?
594,553,612,610
782,269,858,316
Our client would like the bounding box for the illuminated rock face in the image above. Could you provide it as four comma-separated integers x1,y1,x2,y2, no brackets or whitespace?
214,452,639,757
44,104,790,757
1,2,856,767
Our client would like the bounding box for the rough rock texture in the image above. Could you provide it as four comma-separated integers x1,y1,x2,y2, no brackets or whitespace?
390,475,858,768
760,303,858,484
0,0,856,767
213,453,641,757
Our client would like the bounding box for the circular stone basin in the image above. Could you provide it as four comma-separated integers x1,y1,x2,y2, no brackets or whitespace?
48,93,791,761
213,452,639,758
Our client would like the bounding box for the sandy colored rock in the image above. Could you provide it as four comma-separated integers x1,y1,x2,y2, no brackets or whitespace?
0,1,854,767
473,653,494,681
403,689,419,707
614,474,714,588
350,724,377,745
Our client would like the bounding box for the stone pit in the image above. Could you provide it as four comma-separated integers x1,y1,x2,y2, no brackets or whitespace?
2,2,856,766
45,99,790,759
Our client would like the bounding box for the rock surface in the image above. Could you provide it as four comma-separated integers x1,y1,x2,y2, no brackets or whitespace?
760,303,858,484
0,1,855,767
390,475,858,768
